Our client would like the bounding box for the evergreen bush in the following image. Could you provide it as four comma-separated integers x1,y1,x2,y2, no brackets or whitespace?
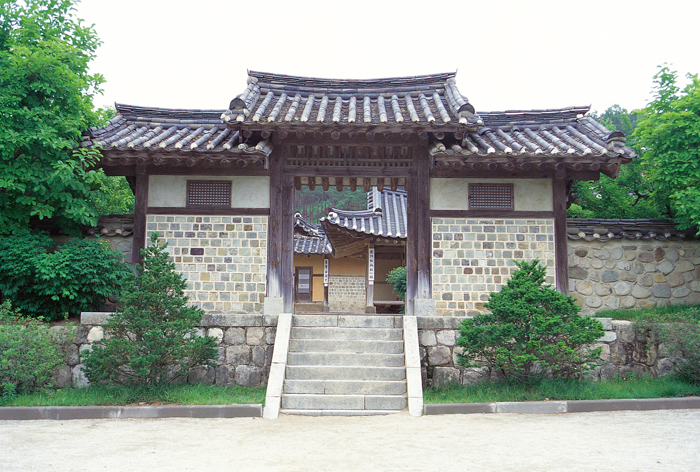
0,301,72,398
658,320,700,384
82,233,218,387
386,266,407,314
0,232,131,320
456,260,604,384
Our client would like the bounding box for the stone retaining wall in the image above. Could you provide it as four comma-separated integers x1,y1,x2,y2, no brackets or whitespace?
57,313,277,389
415,316,674,388
568,240,700,315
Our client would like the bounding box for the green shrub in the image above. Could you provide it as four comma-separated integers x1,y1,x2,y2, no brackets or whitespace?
657,320,700,384
0,301,72,398
82,233,218,387
0,232,131,320
456,259,604,384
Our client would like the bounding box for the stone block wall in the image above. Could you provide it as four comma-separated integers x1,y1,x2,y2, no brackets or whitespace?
146,215,268,313
328,275,366,312
59,313,278,389
416,316,675,388
568,241,700,315
431,218,556,317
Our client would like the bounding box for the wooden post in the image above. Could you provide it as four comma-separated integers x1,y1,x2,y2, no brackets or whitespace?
132,166,148,266
406,145,434,315
323,256,330,312
553,175,569,294
365,243,376,313
265,148,285,313
281,173,295,312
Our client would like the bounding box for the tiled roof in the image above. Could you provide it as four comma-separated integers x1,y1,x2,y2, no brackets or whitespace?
294,213,331,255
322,188,408,240
222,71,480,128
84,215,134,237
566,219,698,241
81,104,272,159
429,110,636,166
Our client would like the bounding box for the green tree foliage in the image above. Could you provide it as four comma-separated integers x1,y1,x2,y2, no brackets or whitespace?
0,232,131,320
456,260,604,384
386,266,407,302
0,301,72,398
0,0,108,234
295,188,367,222
569,105,670,220
634,67,700,232
83,233,218,387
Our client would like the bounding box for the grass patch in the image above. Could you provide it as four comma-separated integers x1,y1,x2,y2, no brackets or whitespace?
0,384,265,407
424,376,700,404
593,304,700,323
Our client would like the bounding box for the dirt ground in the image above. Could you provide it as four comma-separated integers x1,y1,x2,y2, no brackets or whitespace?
1,410,699,471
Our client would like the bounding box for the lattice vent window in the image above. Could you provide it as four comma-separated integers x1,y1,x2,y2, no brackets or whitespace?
187,180,232,207
469,183,514,210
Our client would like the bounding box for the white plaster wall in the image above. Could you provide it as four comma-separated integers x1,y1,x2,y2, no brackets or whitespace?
148,175,270,208
429,178,553,211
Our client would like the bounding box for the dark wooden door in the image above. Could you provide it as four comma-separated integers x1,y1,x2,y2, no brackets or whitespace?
295,266,313,302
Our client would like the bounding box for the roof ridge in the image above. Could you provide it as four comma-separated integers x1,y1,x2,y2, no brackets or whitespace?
248,70,457,89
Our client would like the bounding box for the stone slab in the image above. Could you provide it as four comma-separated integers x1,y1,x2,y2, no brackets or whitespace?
495,401,567,414
0,405,262,421
202,313,264,327
80,312,113,325
568,397,700,413
416,316,465,330
263,297,284,315
414,298,436,316
424,403,496,415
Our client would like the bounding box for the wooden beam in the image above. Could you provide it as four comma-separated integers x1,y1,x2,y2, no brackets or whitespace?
147,207,270,216
133,166,148,266
430,210,554,218
553,176,568,294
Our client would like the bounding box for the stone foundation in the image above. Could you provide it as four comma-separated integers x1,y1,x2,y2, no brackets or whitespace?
415,316,675,388
58,313,277,389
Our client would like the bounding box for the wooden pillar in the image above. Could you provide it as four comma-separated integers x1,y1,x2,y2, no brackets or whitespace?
406,145,434,315
365,243,376,313
281,173,295,312
132,166,148,266
553,175,569,294
265,148,294,313
323,256,329,312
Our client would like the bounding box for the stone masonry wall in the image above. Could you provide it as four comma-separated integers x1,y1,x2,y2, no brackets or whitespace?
415,316,675,388
568,240,700,315
146,215,267,313
328,275,366,312
432,218,556,317
59,313,277,389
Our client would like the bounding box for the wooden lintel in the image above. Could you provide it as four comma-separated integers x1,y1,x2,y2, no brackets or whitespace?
430,210,555,218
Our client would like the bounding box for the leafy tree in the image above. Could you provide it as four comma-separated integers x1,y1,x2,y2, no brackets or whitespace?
569,105,671,220
456,260,604,384
295,188,367,222
82,233,218,387
0,0,107,235
634,66,700,232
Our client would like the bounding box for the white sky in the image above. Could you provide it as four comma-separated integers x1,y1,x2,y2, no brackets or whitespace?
76,0,699,114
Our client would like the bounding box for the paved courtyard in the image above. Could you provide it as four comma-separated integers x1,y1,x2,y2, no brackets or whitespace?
1,409,699,471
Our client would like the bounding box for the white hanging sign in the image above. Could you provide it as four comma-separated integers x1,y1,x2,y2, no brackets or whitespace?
368,247,375,284
324,258,329,286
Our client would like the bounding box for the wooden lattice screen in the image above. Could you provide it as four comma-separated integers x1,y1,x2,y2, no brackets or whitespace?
186,180,232,207
469,183,514,210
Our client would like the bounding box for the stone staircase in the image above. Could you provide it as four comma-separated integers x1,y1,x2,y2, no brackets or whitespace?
280,314,407,416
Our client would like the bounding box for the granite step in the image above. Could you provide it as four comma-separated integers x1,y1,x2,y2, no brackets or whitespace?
284,379,407,395
289,339,404,354
287,352,405,367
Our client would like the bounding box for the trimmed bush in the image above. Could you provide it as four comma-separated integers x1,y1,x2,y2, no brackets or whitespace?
457,259,604,384
0,232,131,320
0,301,72,398
82,233,217,387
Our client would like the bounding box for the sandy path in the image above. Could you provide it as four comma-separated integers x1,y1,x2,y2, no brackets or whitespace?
1,410,699,471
